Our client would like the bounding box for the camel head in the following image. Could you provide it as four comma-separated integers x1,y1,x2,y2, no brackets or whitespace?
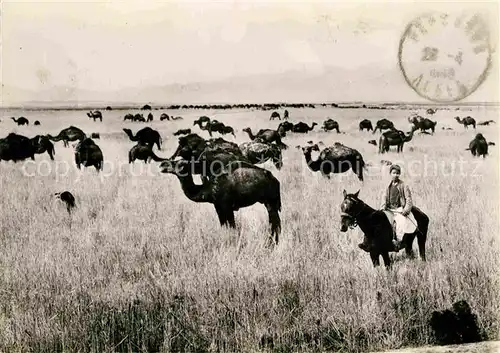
301,144,320,155
455,117,462,122
475,133,485,140
160,159,190,175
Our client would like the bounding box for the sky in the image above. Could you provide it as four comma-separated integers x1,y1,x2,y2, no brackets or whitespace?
1,0,498,105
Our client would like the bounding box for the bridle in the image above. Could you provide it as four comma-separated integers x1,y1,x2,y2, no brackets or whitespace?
341,212,358,229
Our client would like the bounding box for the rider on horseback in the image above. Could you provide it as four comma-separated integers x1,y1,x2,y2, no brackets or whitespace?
359,164,414,252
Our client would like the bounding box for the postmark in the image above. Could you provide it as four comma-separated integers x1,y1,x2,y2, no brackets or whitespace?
398,11,492,103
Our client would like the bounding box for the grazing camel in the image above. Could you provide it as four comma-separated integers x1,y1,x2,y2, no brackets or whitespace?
147,113,154,122
124,114,135,121
173,128,192,136
32,135,55,160
160,113,170,121
160,159,282,244
129,143,168,163
239,141,283,170
270,111,281,120
466,133,488,158
455,116,476,129
34,120,41,126
373,119,395,133
74,138,103,172
123,127,162,150
322,119,340,133
302,143,366,181
359,119,373,132
242,127,287,150
87,111,102,122
47,126,86,147
408,116,437,134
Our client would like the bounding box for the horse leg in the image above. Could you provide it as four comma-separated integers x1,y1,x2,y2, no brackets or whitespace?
381,252,391,269
402,233,416,258
412,206,429,261
370,251,380,267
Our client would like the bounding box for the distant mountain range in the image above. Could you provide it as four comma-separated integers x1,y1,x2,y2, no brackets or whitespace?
1,65,497,108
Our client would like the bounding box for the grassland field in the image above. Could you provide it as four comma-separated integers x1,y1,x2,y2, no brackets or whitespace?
0,106,499,353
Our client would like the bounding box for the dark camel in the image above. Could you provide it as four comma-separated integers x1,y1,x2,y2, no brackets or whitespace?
34,120,41,126
47,126,86,147
379,128,414,153
147,113,153,122
242,128,287,150
207,121,235,137
32,135,55,160
193,116,211,127
123,127,162,150
477,120,495,126
239,141,283,170
129,143,168,163
171,116,183,120
270,111,281,120
124,114,135,121
455,116,476,129
160,159,282,244
11,117,29,125
409,116,437,134
173,128,192,136
0,133,35,162
293,122,317,133
359,119,373,131
302,143,365,181
466,133,488,158
87,111,102,122
283,110,289,120
277,121,294,136
74,138,103,172
322,119,340,133
373,119,395,133
134,114,145,122
90,133,100,139
160,113,170,121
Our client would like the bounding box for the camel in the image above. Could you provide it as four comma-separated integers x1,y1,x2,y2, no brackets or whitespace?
322,119,340,133
193,116,211,127
54,191,76,214
302,143,366,181
173,129,192,136
239,141,283,170
87,111,102,122
90,133,100,139
47,126,86,147
270,111,281,120
123,127,162,150
124,114,135,121
359,119,373,132
160,159,282,244
426,108,437,115
466,133,488,158
147,113,153,122
373,119,395,133
134,114,146,122
409,116,437,134
242,127,287,150
74,138,103,172
455,116,476,129
0,133,35,162
283,110,289,120
171,116,183,120
129,143,168,163
293,122,317,133
34,120,41,126
477,120,495,126
277,121,294,136
11,117,29,125
32,135,55,160
160,113,170,121
368,140,377,146
378,128,415,153
170,134,241,161
207,121,235,137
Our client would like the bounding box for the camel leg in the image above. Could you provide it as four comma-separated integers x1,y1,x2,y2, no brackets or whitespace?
226,211,236,229
266,204,281,244
214,205,228,226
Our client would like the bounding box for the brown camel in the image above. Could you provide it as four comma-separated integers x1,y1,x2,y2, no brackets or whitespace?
455,116,476,129
47,126,86,147
378,128,415,153
466,133,488,158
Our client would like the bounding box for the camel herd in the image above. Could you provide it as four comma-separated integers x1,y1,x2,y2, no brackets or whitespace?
0,108,496,251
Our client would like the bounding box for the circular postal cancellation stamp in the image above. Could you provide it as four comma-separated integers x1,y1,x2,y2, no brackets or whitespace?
398,11,492,103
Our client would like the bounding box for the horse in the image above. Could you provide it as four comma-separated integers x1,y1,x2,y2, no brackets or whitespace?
339,190,429,268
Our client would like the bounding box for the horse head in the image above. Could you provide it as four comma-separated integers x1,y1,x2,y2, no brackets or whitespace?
340,189,361,231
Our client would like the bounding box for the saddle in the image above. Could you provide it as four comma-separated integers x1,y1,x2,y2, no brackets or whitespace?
383,209,417,239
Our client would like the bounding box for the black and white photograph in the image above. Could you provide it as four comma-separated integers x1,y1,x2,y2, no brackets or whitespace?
0,1,499,352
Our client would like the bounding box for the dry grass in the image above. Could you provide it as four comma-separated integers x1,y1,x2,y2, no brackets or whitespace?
0,106,499,352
